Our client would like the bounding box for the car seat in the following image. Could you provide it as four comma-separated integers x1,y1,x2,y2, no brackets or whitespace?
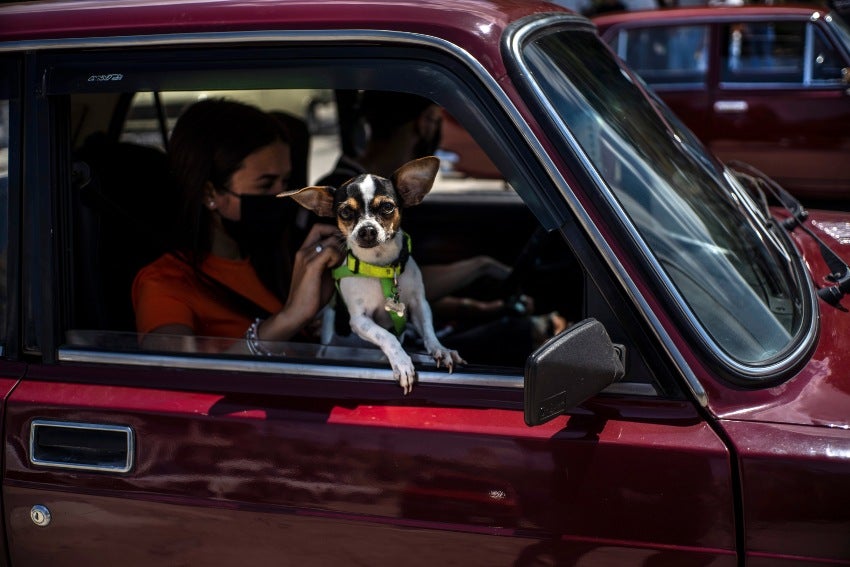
72,134,175,331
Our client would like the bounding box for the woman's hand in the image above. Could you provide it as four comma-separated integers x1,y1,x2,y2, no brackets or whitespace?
260,223,343,341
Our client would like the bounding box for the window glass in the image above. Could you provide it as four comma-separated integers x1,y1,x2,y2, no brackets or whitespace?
610,25,708,85
831,12,850,53
811,26,845,82
721,21,805,83
611,25,708,85
523,28,807,367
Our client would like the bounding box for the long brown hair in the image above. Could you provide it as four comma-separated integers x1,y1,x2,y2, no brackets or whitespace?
168,98,293,300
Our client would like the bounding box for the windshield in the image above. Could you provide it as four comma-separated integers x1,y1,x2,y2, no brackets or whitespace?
520,26,807,366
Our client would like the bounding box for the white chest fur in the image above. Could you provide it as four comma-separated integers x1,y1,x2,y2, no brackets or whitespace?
337,257,423,330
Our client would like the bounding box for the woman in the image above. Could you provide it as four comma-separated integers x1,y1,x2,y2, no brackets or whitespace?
132,98,343,353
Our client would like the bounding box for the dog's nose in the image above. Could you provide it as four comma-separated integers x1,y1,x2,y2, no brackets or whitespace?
357,225,378,245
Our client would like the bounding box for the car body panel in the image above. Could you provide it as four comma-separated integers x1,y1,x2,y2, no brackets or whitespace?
595,6,850,200
0,364,24,566
694,209,850,429
722,419,850,565
4,371,735,565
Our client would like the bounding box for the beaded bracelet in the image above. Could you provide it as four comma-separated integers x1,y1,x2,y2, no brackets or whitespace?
245,317,274,356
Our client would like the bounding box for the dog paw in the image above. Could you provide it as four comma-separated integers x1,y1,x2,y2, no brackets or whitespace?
431,348,466,373
392,357,417,395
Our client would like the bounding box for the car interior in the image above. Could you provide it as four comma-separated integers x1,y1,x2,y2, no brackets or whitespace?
58,81,664,394
65,89,579,362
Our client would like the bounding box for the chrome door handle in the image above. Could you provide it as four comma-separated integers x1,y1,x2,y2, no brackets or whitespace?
29,420,134,473
714,100,749,113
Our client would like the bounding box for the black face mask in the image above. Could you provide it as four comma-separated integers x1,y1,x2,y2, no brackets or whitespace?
220,193,291,256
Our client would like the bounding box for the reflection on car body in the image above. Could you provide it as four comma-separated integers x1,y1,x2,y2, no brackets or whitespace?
0,0,850,566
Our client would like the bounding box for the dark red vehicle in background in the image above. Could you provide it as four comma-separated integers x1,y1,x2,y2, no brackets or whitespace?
594,5,850,202
0,0,849,565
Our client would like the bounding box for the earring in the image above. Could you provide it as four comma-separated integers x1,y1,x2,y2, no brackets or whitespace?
207,199,216,210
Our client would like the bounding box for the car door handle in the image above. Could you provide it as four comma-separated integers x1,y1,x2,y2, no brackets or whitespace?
29,420,134,473
714,100,749,113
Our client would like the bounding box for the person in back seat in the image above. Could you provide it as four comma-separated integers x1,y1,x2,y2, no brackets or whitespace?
132,98,343,353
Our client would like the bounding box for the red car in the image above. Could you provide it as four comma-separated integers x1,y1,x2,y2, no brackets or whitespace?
594,5,850,202
1,0,849,565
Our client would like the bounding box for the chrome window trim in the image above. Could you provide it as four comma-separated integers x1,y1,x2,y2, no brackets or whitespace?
5,26,683,402
719,81,817,89
57,348,658,396
60,348,524,388
507,15,818,385
804,20,815,85
646,81,708,90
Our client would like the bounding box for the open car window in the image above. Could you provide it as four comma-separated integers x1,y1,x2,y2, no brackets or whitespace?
56,49,663,397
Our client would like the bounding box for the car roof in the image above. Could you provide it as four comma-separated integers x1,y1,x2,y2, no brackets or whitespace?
593,4,828,28
0,0,576,83
0,0,570,43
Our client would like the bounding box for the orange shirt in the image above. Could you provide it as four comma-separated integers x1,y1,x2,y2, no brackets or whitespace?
132,253,284,338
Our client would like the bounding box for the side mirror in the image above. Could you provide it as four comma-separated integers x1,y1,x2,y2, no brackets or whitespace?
524,318,625,426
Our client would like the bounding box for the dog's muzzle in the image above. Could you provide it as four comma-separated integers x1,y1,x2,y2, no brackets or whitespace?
354,223,381,248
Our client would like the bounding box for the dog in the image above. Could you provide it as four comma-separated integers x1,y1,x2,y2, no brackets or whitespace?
286,156,464,394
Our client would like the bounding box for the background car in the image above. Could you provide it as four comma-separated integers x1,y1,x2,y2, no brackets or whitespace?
595,5,850,204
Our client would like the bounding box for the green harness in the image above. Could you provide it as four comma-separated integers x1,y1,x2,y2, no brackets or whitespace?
331,232,412,336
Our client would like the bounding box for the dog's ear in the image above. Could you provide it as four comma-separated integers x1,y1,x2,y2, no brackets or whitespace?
279,186,336,218
392,156,440,207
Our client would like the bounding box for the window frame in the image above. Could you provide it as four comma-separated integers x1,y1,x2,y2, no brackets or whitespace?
0,55,22,359
505,14,818,389
20,32,682,405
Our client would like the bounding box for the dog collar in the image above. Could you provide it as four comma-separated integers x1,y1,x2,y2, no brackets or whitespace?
332,232,411,280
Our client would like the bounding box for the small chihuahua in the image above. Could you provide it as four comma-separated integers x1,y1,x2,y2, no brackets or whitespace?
287,156,464,394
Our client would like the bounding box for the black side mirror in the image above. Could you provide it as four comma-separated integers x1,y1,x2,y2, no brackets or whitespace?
524,318,625,426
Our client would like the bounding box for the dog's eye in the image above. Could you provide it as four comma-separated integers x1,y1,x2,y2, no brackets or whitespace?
338,205,354,221
378,202,395,216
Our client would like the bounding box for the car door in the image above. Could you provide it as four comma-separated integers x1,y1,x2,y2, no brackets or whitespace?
710,16,850,198
5,38,738,566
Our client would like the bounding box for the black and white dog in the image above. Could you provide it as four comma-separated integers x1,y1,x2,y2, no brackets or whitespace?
287,156,463,394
